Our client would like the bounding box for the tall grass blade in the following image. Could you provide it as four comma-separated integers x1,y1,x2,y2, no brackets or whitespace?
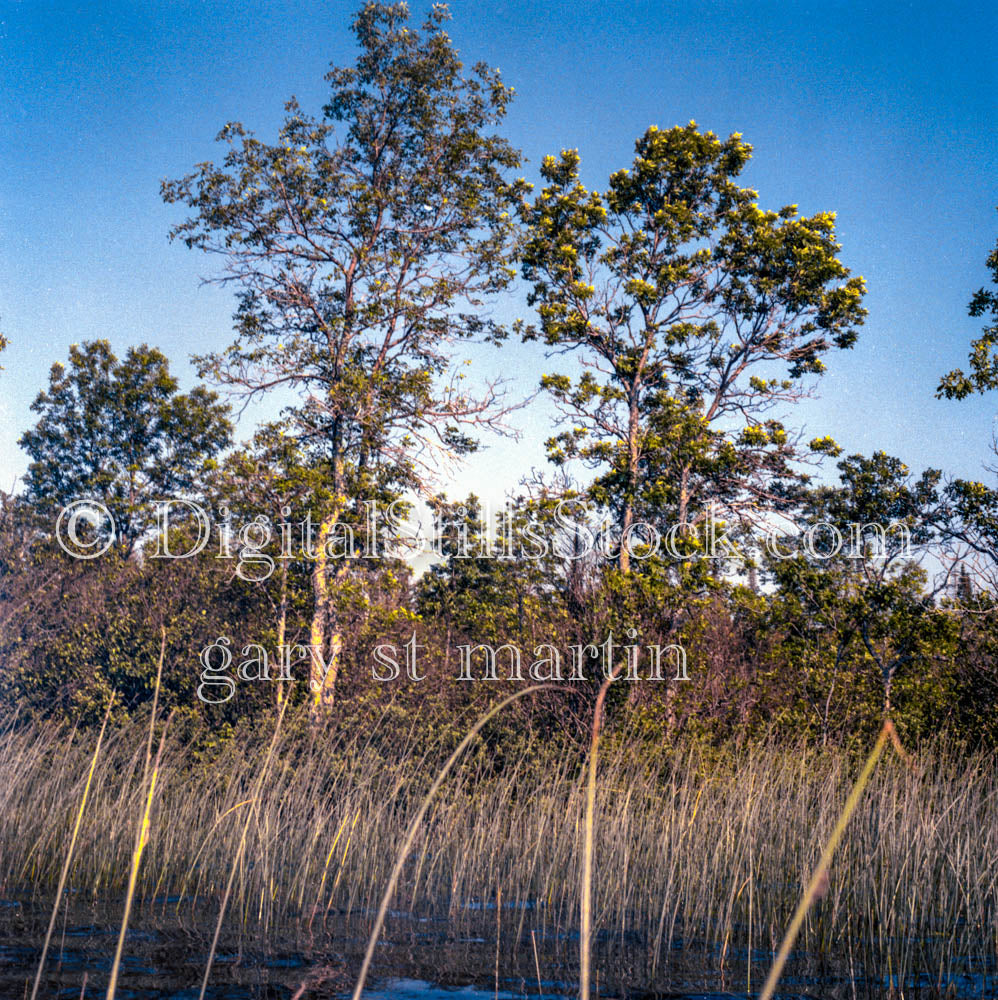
350,685,558,1000
198,699,288,1000
30,696,114,1000
758,719,901,1000
581,667,620,1000
106,710,172,1000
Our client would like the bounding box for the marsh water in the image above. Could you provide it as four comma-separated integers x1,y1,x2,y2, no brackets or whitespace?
2,897,995,1000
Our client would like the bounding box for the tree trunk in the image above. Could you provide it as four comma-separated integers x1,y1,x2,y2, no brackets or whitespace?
619,390,641,575
619,503,633,575
310,507,344,714
276,558,288,710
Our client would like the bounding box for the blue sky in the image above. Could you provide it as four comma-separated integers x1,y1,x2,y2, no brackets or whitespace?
1,0,997,508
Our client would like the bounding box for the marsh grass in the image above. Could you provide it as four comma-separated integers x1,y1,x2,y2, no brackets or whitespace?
757,718,910,1000
351,685,557,1000
107,629,168,1000
199,696,287,1000
1,704,996,998
28,697,113,1000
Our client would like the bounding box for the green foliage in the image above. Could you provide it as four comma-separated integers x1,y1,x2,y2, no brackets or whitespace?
764,452,956,744
938,214,998,398
18,340,231,553
940,476,998,577
933,218,998,583
162,1,528,504
517,122,866,573
2,8,995,755
0,538,273,726
413,493,582,693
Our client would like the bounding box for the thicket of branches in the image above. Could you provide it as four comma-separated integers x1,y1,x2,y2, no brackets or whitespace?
1,2,996,751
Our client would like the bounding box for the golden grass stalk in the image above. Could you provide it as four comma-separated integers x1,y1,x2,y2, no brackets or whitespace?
107,633,169,1000
758,718,905,1000
105,710,172,1000
350,685,557,1000
307,809,353,931
531,928,543,995
198,698,288,1000
580,665,620,1000
30,696,114,1000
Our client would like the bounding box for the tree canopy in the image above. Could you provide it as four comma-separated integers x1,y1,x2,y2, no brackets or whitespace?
19,340,231,554
518,123,866,572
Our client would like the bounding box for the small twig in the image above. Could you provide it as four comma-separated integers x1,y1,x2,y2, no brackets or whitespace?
531,929,543,997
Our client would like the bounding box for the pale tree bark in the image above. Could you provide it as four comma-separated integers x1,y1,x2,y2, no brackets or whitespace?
163,7,527,716
619,392,640,575
276,556,288,711
309,505,347,713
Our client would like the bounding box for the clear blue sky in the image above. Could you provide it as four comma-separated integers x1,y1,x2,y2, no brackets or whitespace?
1,0,997,507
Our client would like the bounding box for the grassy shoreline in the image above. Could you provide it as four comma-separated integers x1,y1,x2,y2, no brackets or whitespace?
1,710,996,997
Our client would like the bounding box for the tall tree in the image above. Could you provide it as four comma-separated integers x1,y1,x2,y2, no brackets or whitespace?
163,2,526,709
19,340,231,554
518,124,867,572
